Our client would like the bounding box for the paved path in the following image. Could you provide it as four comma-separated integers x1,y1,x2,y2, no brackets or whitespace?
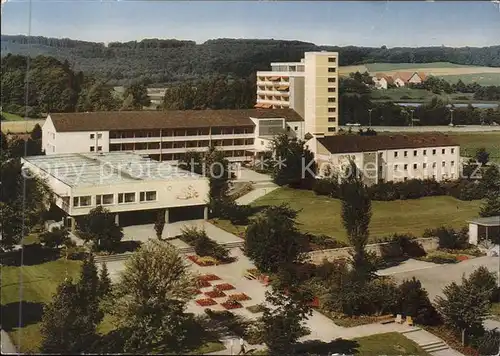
378,256,500,301
402,329,464,355
1,329,17,354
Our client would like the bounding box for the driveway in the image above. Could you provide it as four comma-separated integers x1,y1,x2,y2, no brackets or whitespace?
379,256,500,301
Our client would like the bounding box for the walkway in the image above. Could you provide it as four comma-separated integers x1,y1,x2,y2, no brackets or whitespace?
1,329,17,354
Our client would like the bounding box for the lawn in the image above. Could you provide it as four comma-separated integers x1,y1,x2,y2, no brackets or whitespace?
448,132,500,163
1,259,82,353
439,73,500,86
353,332,429,355
366,62,470,72
1,258,225,354
1,112,25,121
214,187,481,242
370,88,483,103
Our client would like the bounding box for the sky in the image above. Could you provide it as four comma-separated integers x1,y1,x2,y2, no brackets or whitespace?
1,1,500,48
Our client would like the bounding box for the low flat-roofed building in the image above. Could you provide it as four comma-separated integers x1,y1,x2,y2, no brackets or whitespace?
308,133,460,185
467,216,500,245
21,152,210,230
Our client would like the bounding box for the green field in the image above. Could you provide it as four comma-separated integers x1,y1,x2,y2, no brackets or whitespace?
1,112,25,121
439,73,500,86
365,62,469,72
370,87,480,103
214,187,481,242
1,259,82,353
449,132,500,163
353,332,429,355
1,258,224,354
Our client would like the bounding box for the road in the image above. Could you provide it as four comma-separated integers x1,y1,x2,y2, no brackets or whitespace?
1,329,17,354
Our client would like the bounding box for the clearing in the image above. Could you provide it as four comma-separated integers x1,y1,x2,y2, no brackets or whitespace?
1,112,25,121
213,187,481,242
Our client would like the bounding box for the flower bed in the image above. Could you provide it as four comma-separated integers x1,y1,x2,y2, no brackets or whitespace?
205,289,227,298
193,289,203,295
228,293,251,301
188,255,218,266
196,298,217,307
199,274,221,282
197,279,211,288
221,299,243,310
214,283,235,291
456,255,469,262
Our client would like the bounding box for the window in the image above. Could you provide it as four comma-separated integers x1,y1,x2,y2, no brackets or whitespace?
90,146,95,152
442,161,446,167
261,140,264,145
328,78,336,83
442,149,445,154
328,87,336,93
328,127,336,132
432,174,436,179
404,177,408,182
394,165,398,171
423,150,427,156
423,163,427,169
118,192,135,204
404,151,408,157
328,57,336,63
96,194,114,205
413,150,417,157
451,148,455,154
328,97,336,103
328,67,336,73
451,161,455,166
328,107,336,113
413,164,417,169
73,196,91,207
97,133,102,139
328,117,336,123
433,149,436,155
432,162,436,168
90,133,95,139
97,146,102,151
294,126,298,131
404,164,408,170
394,151,398,158
140,191,157,202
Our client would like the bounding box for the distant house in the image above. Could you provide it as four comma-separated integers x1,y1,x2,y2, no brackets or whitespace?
393,72,427,87
372,74,394,90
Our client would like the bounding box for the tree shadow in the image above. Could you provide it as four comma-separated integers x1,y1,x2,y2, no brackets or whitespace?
1,244,60,266
1,301,45,331
294,338,360,355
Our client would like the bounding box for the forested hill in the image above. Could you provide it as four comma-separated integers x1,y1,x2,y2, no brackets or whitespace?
2,35,500,85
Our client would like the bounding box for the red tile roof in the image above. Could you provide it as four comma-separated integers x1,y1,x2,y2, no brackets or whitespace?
318,133,458,154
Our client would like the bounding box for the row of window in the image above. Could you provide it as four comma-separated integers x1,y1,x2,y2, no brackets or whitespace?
73,191,157,207
393,148,455,158
109,127,254,139
149,150,250,162
109,139,255,152
394,161,455,171
395,173,455,182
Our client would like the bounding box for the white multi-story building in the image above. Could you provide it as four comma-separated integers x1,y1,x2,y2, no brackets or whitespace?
42,109,304,163
308,133,460,185
256,51,339,137
21,152,210,229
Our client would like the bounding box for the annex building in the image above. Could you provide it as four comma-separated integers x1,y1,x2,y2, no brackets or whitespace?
42,109,304,163
21,152,210,230
308,133,460,185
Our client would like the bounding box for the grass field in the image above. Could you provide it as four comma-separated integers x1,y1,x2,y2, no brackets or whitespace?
449,132,500,163
1,119,45,133
1,258,224,354
214,187,481,242
339,62,500,85
370,87,480,102
2,112,25,121
1,259,82,353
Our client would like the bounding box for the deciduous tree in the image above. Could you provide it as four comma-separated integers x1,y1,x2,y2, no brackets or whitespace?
77,206,123,251
475,148,490,166
40,226,70,248
111,239,196,352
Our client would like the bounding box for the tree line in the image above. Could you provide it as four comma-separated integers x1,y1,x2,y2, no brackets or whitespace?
3,35,500,85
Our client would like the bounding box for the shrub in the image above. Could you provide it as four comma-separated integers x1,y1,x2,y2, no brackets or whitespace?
473,329,500,355
431,226,469,249
40,227,71,249
312,178,337,196
306,234,348,251
467,266,498,302
393,234,426,258
398,278,440,325
180,227,231,262
421,251,457,264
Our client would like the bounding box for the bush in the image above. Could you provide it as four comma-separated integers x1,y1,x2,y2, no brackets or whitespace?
40,227,71,249
306,234,348,251
443,179,485,201
393,234,426,258
366,179,445,201
421,251,457,264
428,226,469,249
468,266,498,302
312,178,338,196
398,278,440,325
180,226,231,262
473,329,500,355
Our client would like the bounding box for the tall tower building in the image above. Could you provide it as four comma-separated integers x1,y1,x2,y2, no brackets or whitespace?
255,51,339,137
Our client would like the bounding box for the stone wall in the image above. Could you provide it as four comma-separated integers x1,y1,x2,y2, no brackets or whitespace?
306,237,439,264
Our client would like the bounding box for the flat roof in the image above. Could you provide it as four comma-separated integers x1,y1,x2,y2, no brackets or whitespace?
22,152,204,188
467,216,500,227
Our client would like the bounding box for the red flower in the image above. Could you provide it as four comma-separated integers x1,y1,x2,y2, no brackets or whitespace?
196,298,217,307
221,299,243,310
214,283,235,291
228,293,251,301
205,290,226,298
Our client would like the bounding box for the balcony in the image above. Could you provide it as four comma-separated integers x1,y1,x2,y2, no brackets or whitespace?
110,133,253,145
256,89,289,97
256,99,290,107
